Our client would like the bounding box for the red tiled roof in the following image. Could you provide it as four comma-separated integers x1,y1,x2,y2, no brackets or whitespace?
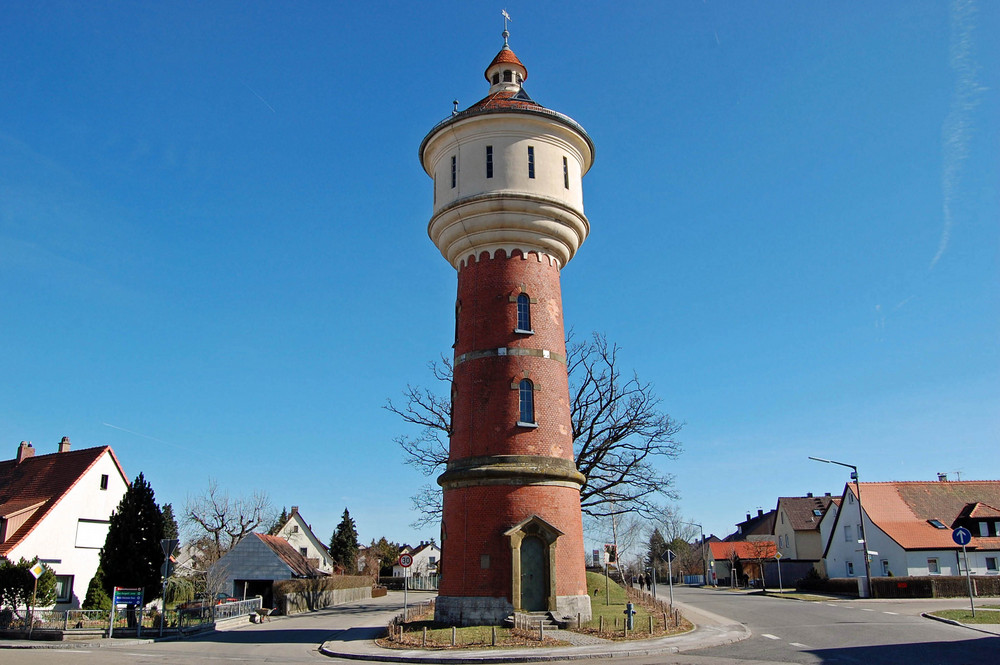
256,533,326,578
484,46,526,81
467,89,543,113
0,445,127,556
709,541,777,560
963,502,1000,519
849,481,1000,550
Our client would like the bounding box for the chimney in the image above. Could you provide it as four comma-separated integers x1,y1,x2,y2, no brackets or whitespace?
757,509,764,517
58,436,71,453
291,506,299,514
937,473,948,482
17,441,35,463
825,492,831,497
806,492,813,498
746,513,752,522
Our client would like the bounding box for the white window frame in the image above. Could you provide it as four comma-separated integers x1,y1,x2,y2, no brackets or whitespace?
985,557,998,573
54,575,74,604
844,525,852,542
928,558,940,575
980,522,990,537
846,561,855,576
881,559,890,575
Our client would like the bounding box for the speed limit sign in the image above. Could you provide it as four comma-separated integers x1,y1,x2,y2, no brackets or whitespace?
398,553,413,568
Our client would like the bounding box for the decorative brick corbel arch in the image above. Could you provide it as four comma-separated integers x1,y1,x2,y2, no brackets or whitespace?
504,515,563,611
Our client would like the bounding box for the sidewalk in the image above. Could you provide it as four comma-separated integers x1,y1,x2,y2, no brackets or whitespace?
318,597,749,663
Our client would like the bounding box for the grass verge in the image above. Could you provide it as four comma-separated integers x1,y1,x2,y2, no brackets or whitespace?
572,571,692,640
929,609,1000,624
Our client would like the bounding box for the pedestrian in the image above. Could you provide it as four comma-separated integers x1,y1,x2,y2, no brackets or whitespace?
638,576,645,591
645,574,651,591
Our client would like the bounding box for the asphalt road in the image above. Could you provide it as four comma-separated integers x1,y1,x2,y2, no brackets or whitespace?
5,588,998,665
643,586,1000,665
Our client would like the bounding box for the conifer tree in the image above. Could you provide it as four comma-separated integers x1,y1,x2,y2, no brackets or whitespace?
161,503,180,542
328,508,359,571
99,473,166,601
268,507,289,535
82,565,112,611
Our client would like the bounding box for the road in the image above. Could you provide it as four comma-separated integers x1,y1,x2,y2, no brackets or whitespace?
637,586,999,665
5,588,998,664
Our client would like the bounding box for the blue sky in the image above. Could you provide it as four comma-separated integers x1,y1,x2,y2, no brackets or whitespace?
2,2,997,552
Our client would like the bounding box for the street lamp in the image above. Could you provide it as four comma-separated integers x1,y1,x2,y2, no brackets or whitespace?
683,521,708,587
808,456,874,598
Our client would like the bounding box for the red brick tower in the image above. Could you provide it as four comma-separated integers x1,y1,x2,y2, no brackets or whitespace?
419,28,594,626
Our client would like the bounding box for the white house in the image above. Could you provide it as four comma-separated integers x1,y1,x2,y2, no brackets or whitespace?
774,493,839,562
272,506,335,573
393,541,440,579
823,479,1000,594
0,438,129,609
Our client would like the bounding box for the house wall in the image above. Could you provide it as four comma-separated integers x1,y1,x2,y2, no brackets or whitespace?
9,452,128,609
824,494,903,580
775,510,797,559
277,514,334,572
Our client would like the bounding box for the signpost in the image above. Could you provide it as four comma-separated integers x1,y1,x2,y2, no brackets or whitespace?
160,538,179,636
398,553,413,620
660,549,676,607
952,527,975,617
27,563,44,639
110,587,144,638
775,552,783,594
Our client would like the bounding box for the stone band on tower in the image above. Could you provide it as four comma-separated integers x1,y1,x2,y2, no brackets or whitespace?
420,29,594,626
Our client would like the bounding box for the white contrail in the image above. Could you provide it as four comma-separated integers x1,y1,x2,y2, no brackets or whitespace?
242,82,276,114
102,422,188,450
933,0,984,270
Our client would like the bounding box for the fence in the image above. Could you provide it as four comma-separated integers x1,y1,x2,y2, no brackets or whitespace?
872,576,1000,599
0,597,261,639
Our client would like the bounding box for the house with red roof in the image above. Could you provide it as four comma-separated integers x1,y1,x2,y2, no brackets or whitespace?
271,506,335,573
708,540,777,587
773,493,840,580
0,438,129,608
392,540,439,580
823,479,1000,588
211,532,328,608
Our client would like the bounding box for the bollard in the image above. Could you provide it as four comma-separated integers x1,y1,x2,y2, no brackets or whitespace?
577,612,581,629
451,625,457,646
422,626,427,646
492,625,497,646
599,615,604,632
663,611,667,629
538,620,543,641
649,615,653,633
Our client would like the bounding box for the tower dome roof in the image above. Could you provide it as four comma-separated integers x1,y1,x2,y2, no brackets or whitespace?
484,45,527,82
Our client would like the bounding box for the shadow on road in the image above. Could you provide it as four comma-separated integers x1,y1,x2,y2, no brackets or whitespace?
807,635,1000,665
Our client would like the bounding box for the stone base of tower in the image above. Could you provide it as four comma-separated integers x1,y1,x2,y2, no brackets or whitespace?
434,595,592,626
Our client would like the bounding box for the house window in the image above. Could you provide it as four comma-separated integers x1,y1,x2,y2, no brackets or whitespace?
481,554,490,569
928,558,940,574
848,494,854,504
881,559,890,575
54,575,74,604
527,146,535,179
100,474,109,490
980,522,990,537
299,547,308,556
429,556,436,565
813,509,823,517
562,156,569,189
986,557,998,573
846,561,854,576
451,155,457,188
516,293,531,332
928,519,947,529
486,145,493,178
292,525,299,533
844,525,852,542
518,379,535,424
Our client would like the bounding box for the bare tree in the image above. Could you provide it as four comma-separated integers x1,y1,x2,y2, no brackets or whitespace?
745,538,777,590
183,480,274,565
386,332,683,526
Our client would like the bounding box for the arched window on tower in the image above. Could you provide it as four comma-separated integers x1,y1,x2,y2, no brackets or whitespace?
518,379,535,425
503,70,513,82
516,293,531,332
492,72,500,84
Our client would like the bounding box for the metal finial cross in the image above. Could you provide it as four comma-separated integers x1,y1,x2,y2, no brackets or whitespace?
501,9,511,45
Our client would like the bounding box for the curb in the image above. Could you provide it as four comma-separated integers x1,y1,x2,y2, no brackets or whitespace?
318,622,751,663
921,612,1000,637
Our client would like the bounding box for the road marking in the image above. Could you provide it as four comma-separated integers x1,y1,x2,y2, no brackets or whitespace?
883,611,898,615
790,642,811,648
762,633,781,640
861,608,875,612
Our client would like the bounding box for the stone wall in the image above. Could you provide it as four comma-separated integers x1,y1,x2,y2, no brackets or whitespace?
279,585,371,615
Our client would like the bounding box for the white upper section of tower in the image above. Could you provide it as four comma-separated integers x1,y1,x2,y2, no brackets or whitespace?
420,37,594,269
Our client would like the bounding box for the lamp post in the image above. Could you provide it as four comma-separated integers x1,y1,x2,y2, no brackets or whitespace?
808,456,874,598
683,521,708,587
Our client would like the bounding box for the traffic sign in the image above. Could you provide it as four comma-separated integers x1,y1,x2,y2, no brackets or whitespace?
952,526,972,546
398,553,413,568
660,549,676,563
161,538,179,557
29,562,44,579
775,552,782,560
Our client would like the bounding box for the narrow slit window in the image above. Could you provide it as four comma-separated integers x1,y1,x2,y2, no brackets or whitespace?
486,146,493,178
519,379,535,424
527,146,535,179
563,156,569,189
516,293,531,332
451,155,457,188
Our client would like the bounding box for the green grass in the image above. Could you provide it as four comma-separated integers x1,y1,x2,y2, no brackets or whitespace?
578,572,688,637
930,609,1000,625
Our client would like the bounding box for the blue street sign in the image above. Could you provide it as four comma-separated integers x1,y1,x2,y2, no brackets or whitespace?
952,526,972,546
